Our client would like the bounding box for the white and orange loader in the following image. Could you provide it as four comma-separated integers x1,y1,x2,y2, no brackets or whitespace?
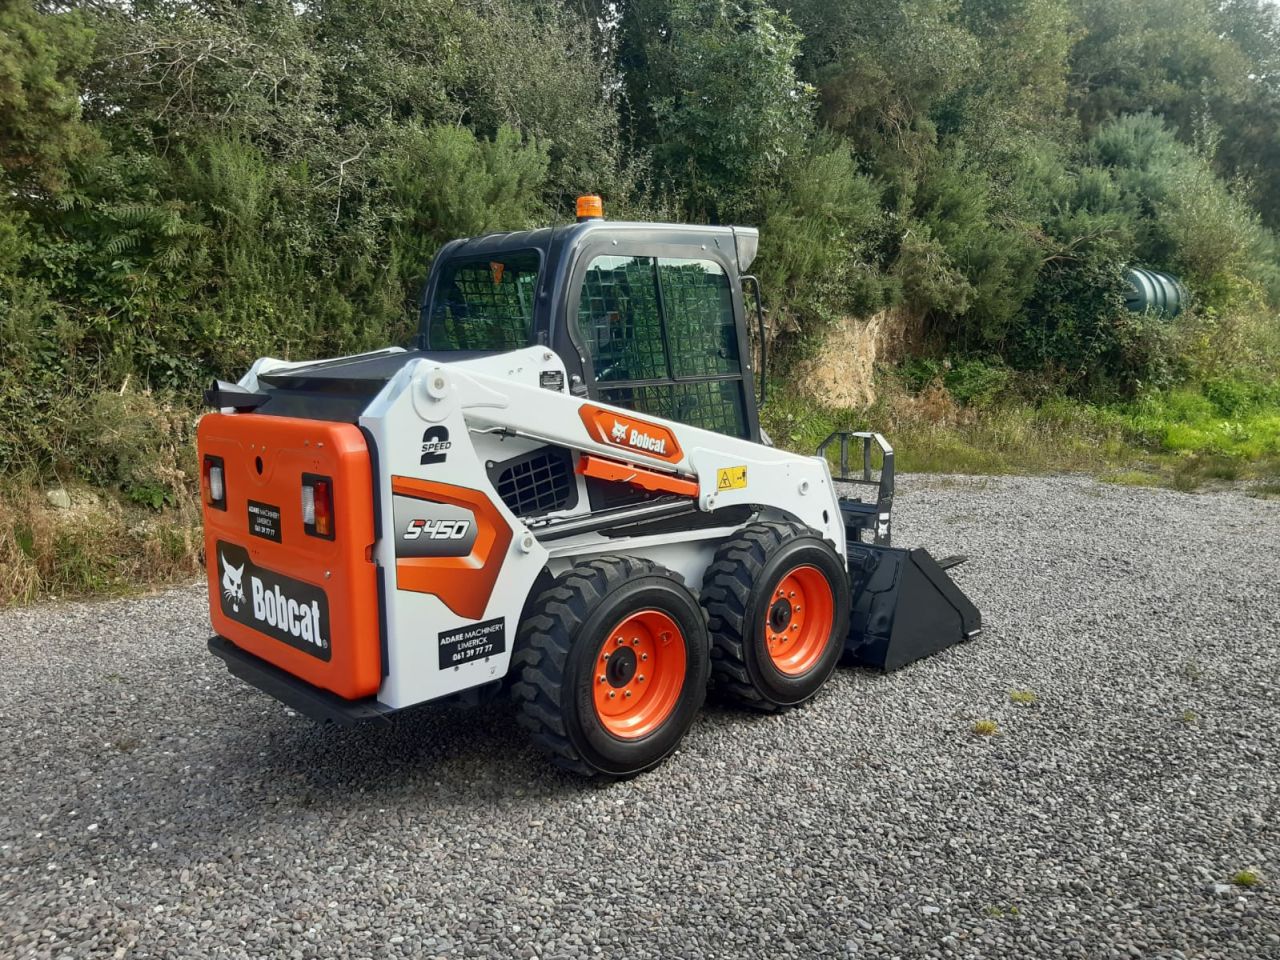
200,198,981,778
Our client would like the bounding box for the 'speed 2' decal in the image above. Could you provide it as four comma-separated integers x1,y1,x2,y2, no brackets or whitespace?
578,405,684,464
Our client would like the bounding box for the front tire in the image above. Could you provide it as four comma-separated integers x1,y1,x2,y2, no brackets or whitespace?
512,556,710,778
701,521,851,710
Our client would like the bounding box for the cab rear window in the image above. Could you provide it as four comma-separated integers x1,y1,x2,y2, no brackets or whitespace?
426,251,540,351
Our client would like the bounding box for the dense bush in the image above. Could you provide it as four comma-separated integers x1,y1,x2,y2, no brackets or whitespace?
755,134,896,343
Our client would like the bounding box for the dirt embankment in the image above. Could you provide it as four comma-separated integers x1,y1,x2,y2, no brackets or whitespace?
790,308,924,407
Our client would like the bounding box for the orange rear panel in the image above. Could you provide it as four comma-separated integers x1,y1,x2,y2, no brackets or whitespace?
198,413,381,700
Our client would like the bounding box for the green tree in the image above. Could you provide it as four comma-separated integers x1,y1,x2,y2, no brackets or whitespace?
755,133,892,340
0,0,96,194
781,0,978,179
1068,0,1251,136
1211,0,1280,229
617,0,814,222
898,147,1044,351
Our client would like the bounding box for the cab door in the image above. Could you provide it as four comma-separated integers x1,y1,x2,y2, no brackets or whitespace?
564,242,760,442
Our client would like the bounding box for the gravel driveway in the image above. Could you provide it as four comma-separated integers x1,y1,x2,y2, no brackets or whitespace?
2,475,1278,959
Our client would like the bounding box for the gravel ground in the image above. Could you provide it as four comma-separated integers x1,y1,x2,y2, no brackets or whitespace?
1,474,1278,960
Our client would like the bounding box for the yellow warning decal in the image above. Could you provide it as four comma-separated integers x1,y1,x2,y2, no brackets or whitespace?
716,466,748,491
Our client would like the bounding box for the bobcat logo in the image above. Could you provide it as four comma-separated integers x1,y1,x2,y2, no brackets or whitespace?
610,419,629,442
221,553,246,612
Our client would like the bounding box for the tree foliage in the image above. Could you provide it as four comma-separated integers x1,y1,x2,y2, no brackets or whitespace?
0,0,96,194
622,0,813,222
3,0,1280,480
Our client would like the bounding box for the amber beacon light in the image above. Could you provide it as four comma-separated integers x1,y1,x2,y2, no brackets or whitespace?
576,194,604,221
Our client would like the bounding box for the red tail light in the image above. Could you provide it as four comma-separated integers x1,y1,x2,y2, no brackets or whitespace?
302,474,334,539
314,480,332,537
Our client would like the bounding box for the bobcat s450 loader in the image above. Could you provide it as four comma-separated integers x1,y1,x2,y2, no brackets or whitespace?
200,197,981,778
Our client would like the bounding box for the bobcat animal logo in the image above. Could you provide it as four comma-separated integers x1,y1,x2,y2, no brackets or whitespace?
610,419,629,442
221,553,246,612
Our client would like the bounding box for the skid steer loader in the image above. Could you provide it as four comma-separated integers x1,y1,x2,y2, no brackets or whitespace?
200,197,980,778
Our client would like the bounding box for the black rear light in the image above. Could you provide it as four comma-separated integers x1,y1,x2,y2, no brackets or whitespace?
203,455,226,510
301,474,334,539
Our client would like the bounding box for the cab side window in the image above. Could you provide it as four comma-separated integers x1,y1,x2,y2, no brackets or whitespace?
576,255,747,438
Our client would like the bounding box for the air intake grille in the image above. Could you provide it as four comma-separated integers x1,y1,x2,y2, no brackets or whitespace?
491,447,577,518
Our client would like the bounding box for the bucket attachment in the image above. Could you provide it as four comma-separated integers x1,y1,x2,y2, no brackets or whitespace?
844,544,981,671
818,431,983,672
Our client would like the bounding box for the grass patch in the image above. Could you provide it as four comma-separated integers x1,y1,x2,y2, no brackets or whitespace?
971,719,1000,736
0,386,203,608
982,904,1021,918
1009,689,1037,705
765,374,1280,491
0,481,202,608
1232,869,1261,888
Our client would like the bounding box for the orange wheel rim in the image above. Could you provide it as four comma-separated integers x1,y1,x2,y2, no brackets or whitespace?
592,609,687,740
763,564,835,676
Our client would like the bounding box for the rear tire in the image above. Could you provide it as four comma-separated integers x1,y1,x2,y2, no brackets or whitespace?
701,521,851,710
512,556,710,778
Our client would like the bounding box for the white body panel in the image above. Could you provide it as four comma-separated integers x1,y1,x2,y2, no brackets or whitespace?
245,347,845,711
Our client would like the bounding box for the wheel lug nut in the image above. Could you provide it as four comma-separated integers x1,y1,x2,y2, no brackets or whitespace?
598,674,607,683
616,637,624,646
791,624,798,631
637,675,645,682
632,637,641,645
608,691,616,699
624,690,632,698
641,653,649,661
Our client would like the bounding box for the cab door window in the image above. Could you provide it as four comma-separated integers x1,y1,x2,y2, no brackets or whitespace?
576,255,666,382
657,258,740,378
576,254,747,438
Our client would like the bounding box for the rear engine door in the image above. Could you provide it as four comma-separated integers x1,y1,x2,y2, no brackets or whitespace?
198,413,381,700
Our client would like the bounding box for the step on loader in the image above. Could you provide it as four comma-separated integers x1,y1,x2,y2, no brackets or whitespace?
201,196,981,778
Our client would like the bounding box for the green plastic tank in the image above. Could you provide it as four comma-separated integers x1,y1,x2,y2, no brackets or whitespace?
1124,267,1187,317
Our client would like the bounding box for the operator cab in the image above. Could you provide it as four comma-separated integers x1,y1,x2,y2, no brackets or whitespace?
417,196,765,443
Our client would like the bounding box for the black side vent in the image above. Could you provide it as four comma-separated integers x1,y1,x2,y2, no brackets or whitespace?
488,446,578,519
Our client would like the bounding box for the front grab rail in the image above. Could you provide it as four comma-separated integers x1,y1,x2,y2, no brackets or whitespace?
817,431,894,546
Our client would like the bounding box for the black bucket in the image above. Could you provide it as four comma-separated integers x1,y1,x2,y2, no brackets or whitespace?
844,543,982,672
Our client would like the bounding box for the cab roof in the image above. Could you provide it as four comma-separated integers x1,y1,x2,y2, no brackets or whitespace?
441,220,759,272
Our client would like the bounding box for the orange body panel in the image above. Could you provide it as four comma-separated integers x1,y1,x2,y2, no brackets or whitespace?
198,413,381,700
391,476,513,620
